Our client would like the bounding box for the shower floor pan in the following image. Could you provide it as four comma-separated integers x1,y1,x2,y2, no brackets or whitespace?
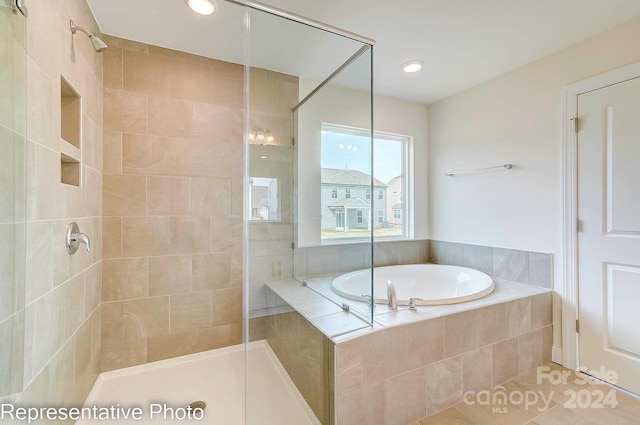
77,341,320,425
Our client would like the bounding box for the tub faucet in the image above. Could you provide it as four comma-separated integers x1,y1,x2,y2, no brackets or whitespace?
386,280,397,310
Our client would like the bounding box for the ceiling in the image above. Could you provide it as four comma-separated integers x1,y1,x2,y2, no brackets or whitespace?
87,0,640,105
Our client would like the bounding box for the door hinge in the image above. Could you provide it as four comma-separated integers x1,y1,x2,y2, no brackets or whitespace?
576,218,581,233
576,319,580,333
573,117,579,132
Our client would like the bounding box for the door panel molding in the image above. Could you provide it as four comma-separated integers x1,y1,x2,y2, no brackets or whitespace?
562,61,640,370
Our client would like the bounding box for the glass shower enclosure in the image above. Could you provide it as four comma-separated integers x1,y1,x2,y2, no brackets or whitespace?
0,0,27,403
243,2,374,424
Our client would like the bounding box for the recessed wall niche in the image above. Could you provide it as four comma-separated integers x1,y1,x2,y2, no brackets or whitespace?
60,76,81,186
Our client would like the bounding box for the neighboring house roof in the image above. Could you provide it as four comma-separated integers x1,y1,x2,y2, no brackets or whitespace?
329,197,371,209
321,168,387,187
387,175,402,186
251,186,268,208
392,203,402,209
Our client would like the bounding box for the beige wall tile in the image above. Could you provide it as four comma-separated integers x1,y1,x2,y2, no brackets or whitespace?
192,252,231,291
191,177,231,215
212,288,242,326
211,72,243,108
102,217,122,259
211,216,241,252
147,176,191,215
123,50,170,96
123,216,170,257
407,317,445,369
104,89,147,133
123,297,170,340
26,57,55,149
506,298,532,338
170,59,214,104
462,346,492,395
27,141,64,220
63,272,86,341
477,303,506,346
25,220,53,304
170,291,213,332
148,96,192,138
122,133,171,175
103,131,122,175
363,326,408,385
336,337,363,395
101,301,123,344
148,255,191,296
194,323,242,351
147,333,192,362
386,367,427,425
102,258,147,301
445,310,479,357
192,102,234,140
518,328,543,375
169,138,213,177
492,337,519,385
170,216,211,254
103,175,146,216
103,45,123,89
101,339,146,372
427,356,463,415
531,292,552,329
336,381,386,425
211,139,243,180
542,325,553,363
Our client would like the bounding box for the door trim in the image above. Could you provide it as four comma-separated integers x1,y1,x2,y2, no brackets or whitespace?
562,61,640,370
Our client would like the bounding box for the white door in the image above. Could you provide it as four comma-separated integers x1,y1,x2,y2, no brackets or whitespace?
578,76,640,395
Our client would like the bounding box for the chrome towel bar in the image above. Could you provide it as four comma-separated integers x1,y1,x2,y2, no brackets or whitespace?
445,163,513,177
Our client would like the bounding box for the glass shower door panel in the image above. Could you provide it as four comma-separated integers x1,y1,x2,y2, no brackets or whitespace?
0,1,27,401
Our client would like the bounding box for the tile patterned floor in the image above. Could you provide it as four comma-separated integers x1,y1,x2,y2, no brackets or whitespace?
415,363,640,425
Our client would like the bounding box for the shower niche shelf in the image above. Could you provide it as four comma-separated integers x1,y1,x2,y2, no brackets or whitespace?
60,76,81,187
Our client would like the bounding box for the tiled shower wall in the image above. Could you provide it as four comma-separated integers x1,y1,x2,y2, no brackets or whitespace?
100,36,299,370
18,0,103,407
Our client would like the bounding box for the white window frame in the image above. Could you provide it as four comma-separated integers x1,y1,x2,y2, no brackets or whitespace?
365,187,371,200
345,187,351,198
357,210,363,224
317,123,414,245
331,187,337,198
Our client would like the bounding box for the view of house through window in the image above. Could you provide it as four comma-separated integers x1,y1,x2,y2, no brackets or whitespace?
250,177,279,221
320,124,410,241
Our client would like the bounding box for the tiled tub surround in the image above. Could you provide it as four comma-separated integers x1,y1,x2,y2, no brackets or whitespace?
263,278,552,425
428,240,553,288
100,36,298,370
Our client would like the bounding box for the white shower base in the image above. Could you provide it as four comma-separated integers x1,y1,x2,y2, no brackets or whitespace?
78,341,320,425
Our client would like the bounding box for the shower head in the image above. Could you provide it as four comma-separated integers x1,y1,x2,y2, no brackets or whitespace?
70,20,108,52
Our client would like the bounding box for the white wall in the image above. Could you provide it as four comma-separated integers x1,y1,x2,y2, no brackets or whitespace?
428,16,640,356
296,79,428,246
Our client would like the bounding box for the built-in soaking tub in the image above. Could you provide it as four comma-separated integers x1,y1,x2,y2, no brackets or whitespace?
331,264,494,306
77,342,320,425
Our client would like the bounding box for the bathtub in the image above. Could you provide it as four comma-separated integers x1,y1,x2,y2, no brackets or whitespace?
331,264,494,306
77,341,320,425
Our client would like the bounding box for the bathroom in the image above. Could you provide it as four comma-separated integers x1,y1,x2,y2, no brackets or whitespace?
1,0,640,424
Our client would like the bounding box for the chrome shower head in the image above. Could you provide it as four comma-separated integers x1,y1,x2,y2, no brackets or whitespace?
70,19,108,52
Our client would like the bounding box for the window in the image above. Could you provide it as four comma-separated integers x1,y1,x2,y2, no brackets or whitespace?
320,123,412,241
250,177,279,221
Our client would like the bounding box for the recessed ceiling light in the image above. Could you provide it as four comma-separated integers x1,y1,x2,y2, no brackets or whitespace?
402,60,423,73
186,0,217,15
